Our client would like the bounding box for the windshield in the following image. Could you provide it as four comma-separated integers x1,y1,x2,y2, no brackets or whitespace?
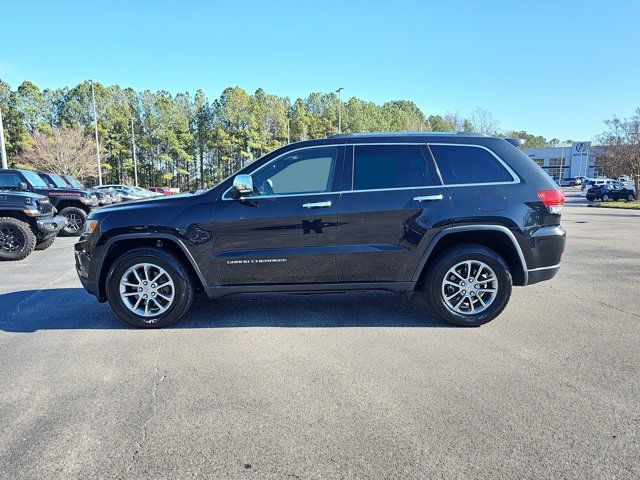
48,174,70,188
22,170,48,187
65,176,83,188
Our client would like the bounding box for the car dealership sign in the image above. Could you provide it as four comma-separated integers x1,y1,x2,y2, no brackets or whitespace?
572,141,591,157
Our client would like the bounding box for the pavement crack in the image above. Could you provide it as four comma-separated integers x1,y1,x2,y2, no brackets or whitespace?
122,330,167,477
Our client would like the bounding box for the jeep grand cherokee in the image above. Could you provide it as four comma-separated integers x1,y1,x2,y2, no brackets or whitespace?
75,133,566,328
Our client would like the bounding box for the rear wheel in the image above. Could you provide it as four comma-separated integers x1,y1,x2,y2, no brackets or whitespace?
35,236,56,251
421,245,512,327
59,206,87,236
106,248,195,328
0,217,36,261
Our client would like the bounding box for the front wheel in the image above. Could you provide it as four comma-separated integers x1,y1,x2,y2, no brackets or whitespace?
602,194,610,202
628,194,635,202
59,207,87,236
421,245,512,327
0,217,36,261
106,248,195,328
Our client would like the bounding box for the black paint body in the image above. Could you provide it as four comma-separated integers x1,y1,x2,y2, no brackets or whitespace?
74,134,566,302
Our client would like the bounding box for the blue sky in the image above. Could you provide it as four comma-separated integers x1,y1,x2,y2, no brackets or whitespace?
1,0,638,140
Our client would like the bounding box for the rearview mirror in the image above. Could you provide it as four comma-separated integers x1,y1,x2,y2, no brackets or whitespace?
19,182,28,191
232,174,253,198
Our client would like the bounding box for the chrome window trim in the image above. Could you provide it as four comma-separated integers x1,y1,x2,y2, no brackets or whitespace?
221,144,343,200
426,143,521,186
221,141,520,201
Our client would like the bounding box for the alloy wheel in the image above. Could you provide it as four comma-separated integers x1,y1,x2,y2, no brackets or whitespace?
441,260,498,315
0,227,23,252
119,263,175,317
65,213,82,231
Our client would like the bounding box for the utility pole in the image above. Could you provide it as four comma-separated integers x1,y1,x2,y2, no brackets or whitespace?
335,87,344,133
131,116,138,187
0,106,7,169
91,81,103,185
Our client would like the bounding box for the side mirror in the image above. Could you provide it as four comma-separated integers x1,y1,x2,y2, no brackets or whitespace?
19,182,28,191
232,174,253,198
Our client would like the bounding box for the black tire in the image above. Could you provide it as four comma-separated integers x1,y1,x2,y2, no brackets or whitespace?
106,248,195,328
59,206,87,236
602,194,610,202
420,244,512,327
569,182,575,187
628,194,635,202
35,236,56,251
0,217,37,261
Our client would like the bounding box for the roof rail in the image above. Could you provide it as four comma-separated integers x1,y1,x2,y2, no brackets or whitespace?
329,131,488,138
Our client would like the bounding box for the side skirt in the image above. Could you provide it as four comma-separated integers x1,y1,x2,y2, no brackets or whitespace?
204,281,416,299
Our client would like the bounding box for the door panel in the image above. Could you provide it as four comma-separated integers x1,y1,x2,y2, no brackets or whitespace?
337,187,452,281
336,144,453,282
213,194,340,284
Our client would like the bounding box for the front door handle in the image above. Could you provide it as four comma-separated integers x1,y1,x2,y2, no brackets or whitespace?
302,201,332,209
413,194,444,202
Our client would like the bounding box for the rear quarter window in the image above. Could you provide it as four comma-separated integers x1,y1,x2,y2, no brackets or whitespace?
428,144,514,185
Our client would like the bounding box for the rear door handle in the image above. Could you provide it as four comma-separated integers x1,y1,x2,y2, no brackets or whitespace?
302,201,332,209
413,194,444,202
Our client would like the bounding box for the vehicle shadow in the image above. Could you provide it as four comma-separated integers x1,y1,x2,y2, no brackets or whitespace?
0,288,453,332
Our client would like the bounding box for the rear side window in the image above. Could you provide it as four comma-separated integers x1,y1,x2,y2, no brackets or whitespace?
353,145,435,190
429,145,514,185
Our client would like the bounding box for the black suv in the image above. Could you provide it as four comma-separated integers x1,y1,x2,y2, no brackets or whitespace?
0,169,98,236
75,133,566,328
585,183,636,202
0,189,66,260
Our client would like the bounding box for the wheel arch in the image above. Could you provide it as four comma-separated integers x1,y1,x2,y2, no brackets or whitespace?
96,234,207,302
413,226,528,287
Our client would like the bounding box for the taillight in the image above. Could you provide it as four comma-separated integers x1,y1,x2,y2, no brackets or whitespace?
538,189,565,214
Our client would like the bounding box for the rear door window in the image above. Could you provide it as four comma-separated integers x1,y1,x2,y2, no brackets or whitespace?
428,144,514,185
352,144,437,190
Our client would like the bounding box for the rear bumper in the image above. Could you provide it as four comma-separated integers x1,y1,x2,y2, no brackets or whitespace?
526,264,561,285
524,225,565,285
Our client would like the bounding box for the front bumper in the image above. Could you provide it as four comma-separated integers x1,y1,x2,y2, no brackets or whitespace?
36,215,67,237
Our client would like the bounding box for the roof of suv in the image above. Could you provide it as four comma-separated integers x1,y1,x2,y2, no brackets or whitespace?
329,131,489,138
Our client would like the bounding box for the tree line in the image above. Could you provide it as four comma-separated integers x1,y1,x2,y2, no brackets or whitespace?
0,79,558,190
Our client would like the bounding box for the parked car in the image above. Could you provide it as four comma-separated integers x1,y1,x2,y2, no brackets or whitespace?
0,189,66,260
76,132,566,329
0,169,97,236
559,177,581,187
61,175,121,204
586,183,636,202
148,186,174,195
581,178,614,195
94,185,143,202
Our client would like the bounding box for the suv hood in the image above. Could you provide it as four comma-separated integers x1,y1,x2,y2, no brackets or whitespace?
97,191,199,213
39,187,93,197
0,190,49,202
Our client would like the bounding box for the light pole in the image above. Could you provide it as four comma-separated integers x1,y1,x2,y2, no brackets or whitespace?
130,116,138,187
0,105,7,169
335,87,344,133
91,81,103,185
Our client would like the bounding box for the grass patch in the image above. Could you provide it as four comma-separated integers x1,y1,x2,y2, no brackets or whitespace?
589,201,640,210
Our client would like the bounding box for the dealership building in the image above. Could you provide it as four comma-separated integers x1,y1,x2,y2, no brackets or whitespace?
523,142,600,180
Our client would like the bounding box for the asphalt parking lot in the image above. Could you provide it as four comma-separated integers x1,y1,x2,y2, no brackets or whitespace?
1,199,639,479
